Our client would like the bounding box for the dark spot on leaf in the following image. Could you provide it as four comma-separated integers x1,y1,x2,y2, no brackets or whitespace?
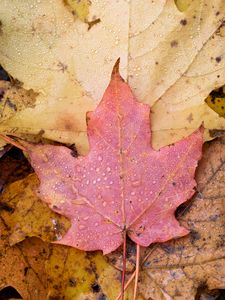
174,288,182,297
180,19,187,26
190,230,201,242
172,182,176,186
43,225,51,232
54,265,59,269
0,202,14,213
53,284,59,289
207,86,225,102
209,214,219,221
170,40,178,47
24,267,29,276
52,205,59,210
98,294,106,300
68,143,78,157
91,282,101,293
6,98,17,111
187,113,193,123
57,61,68,72
68,277,76,287
216,11,220,16
216,56,222,63
161,243,175,254
155,61,159,65
0,89,4,102
88,18,101,30
86,115,91,125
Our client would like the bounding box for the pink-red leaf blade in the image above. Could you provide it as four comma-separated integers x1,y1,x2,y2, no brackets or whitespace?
25,62,203,254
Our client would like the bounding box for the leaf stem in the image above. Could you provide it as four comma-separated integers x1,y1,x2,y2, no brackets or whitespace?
115,270,136,300
133,244,140,300
121,231,127,300
0,134,26,151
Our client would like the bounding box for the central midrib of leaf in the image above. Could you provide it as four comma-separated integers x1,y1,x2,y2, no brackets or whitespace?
114,75,127,227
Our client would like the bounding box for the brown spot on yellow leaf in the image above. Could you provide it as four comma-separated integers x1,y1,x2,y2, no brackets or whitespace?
186,113,193,123
87,18,101,31
170,40,179,48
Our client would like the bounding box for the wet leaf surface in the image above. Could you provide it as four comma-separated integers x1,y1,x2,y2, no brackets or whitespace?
0,0,224,152
23,64,203,254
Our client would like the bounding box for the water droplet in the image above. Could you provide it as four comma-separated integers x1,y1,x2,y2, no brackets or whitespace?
95,222,99,226
103,201,107,207
106,167,111,172
104,177,107,181
97,178,101,182
93,180,96,184
131,180,141,187
75,166,81,172
79,225,85,230
98,156,103,161
131,191,135,195
109,181,113,185
96,168,100,172
86,180,90,185
83,216,89,221
153,180,156,184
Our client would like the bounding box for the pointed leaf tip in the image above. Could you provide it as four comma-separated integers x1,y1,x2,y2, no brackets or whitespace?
111,58,121,79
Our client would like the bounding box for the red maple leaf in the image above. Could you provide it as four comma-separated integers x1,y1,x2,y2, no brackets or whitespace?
21,60,203,254
0,60,203,298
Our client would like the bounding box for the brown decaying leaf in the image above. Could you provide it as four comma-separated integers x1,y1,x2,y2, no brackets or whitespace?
0,80,38,149
0,173,71,245
0,80,37,122
0,219,48,299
